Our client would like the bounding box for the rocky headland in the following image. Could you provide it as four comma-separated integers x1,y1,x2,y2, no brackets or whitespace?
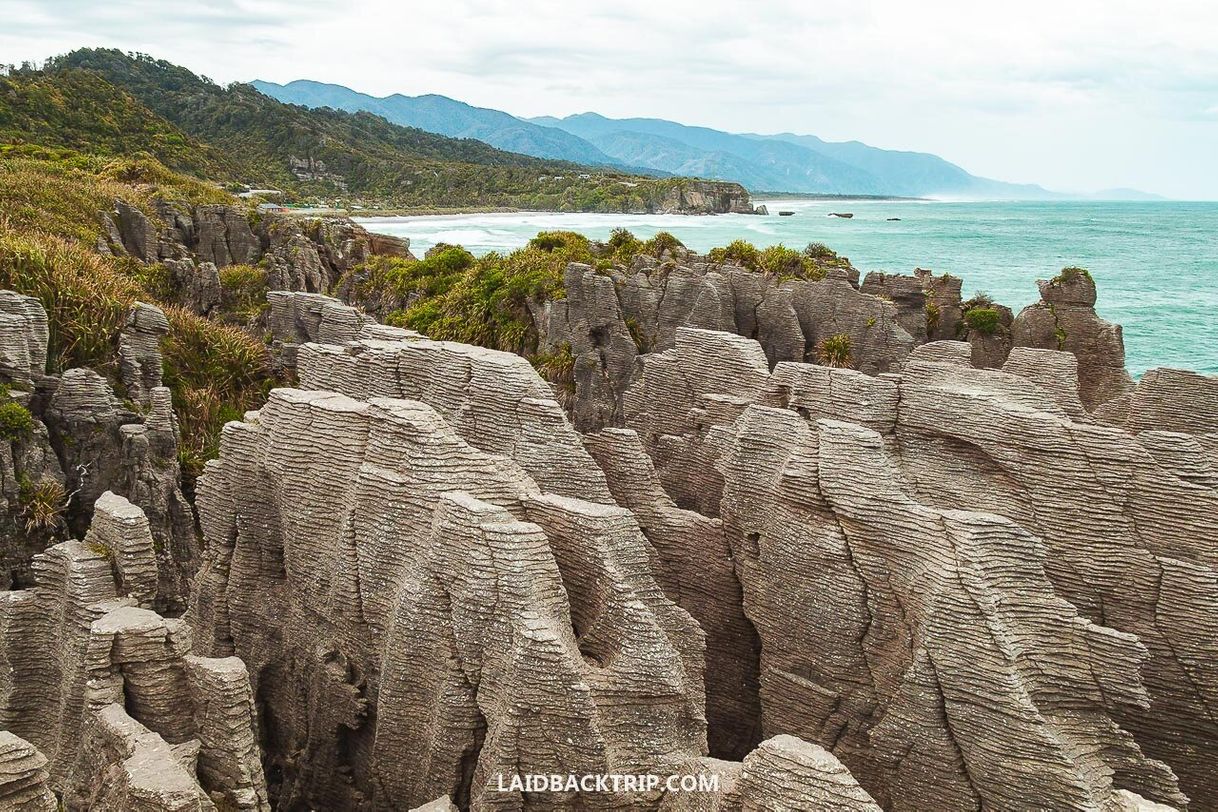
1,187,1216,810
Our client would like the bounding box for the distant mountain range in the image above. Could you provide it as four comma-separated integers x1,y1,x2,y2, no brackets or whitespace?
254,79,1143,200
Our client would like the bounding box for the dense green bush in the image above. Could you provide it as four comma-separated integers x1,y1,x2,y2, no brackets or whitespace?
0,401,34,440
708,239,837,281
963,306,1002,335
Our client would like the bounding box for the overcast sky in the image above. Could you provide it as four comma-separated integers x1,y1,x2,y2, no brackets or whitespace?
4,0,1216,198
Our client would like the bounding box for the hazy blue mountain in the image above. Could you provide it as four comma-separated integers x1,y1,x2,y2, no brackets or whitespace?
535,113,1060,198
253,78,1081,197
753,132,981,197
1088,188,1167,201
251,79,619,167
534,115,882,195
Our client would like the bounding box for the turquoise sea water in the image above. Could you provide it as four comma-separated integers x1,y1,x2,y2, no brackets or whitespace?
358,199,1218,376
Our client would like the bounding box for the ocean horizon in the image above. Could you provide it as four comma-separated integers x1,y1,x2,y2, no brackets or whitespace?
360,197,1218,377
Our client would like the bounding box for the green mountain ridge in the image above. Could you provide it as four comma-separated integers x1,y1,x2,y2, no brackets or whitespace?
251,79,623,168
1,49,734,213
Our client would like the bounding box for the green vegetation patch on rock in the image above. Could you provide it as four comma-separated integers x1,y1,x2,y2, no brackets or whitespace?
963,306,1002,335
708,239,849,281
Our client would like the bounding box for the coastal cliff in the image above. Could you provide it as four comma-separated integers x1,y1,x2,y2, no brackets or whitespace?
651,180,758,214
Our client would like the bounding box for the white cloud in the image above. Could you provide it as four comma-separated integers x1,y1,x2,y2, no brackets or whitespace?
1,0,1216,197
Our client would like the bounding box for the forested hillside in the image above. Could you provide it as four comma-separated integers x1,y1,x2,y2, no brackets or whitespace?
1,50,741,212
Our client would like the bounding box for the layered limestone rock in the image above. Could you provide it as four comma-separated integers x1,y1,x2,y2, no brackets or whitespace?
891,354,1218,808
295,330,614,503
658,735,882,811
594,324,1211,809
736,735,881,811
583,427,762,760
45,368,140,533
622,328,771,516
0,732,57,811
0,291,49,384
653,181,757,215
266,290,377,370
188,382,704,808
1012,269,1134,410
529,257,913,430
43,371,194,613
163,258,222,316
118,302,170,408
725,405,1187,809
0,494,268,810
1124,367,1218,437
0,294,67,589
99,199,410,295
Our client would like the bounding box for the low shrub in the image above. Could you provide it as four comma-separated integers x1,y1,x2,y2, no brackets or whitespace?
708,239,760,269
606,227,643,261
0,401,35,440
641,231,683,259
963,306,1002,335
1054,265,1094,284
709,239,835,281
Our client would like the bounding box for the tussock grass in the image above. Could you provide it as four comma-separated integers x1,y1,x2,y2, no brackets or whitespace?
0,153,226,242
161,306,271,476
817,333,852,368
18,475,68,532
0,228,135,370
0,154,272,473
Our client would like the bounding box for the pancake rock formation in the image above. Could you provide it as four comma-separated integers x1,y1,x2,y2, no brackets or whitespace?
610,327,1213,810
4,257,1216,810
187,330,702,808
0,492,268,809
0,292,196,611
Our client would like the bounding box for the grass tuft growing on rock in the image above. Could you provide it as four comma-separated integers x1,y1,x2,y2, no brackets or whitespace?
160,306,271,477
217,264,270,325
816,333,852,368
0,228,136,370
17,474,67,532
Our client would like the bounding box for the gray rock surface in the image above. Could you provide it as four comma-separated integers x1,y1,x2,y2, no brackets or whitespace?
584,427,762,760
187,380,703,808
582,324,1209,809
101,199,409,299
0,731,57,811
118,302,170,408
736,735,881,811
0,291,49,384
0,495,268,809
